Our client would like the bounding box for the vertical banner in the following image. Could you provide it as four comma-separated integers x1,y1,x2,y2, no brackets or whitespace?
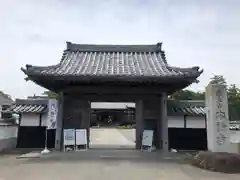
47,99,58,129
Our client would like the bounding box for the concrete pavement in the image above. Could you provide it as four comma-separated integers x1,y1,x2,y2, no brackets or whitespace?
0,154,240,180
90,128,135,149
4,128,239,179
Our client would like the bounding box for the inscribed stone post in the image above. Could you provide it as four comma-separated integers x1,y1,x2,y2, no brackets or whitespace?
205,84,230,152
0,105,2,119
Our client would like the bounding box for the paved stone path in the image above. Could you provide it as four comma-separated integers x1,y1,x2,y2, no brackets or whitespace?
90,128,135,148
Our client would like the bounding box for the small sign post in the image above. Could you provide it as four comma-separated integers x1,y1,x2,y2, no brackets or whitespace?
63,129,76,151
75,129,88,151
141,130,154,152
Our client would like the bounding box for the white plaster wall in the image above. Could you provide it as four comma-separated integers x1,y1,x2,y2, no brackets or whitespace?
20,113,40,126
186,116,205,128
0,126,18,151
168,116,184,128
229,130,240,153
0,126,18,139
41,113,48,127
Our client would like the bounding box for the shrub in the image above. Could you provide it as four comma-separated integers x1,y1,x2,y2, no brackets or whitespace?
191,151,240,173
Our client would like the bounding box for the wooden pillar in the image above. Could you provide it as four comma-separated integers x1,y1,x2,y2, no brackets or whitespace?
184,115,187,128
156,95,162,149
81,100,90,148
160,93,169,152
55,92,64,150
135,99,144,150
39,114,42,126
204,115,207,129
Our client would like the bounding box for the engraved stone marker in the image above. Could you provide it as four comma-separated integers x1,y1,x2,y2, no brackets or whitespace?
205,84,230,152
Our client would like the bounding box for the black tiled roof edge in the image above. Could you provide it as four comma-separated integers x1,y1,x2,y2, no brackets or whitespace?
7,104,47,114
167,100,205,116
16,99,48,106
6,99,48,114
66,42,163,52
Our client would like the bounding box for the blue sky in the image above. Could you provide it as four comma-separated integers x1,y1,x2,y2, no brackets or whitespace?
0,0,240,98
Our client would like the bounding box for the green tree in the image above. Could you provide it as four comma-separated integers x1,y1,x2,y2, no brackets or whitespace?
42,91,58,99
227,84,240,120
227,84,240,102
210,75,227,86
169,89,204,100
0,90,12,100
169,75,240,120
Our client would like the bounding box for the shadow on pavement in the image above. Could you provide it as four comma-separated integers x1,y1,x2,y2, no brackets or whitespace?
0,148,42,156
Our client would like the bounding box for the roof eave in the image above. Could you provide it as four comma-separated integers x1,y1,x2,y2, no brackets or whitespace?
23,71,201,85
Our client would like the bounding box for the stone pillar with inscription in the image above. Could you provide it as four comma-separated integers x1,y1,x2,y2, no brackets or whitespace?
205,84,230,152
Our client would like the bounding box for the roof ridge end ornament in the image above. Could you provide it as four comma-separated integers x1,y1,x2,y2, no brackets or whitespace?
156,42,162,52
26,64,32,69
66,41,72,50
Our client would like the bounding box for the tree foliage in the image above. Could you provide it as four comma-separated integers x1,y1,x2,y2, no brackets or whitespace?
170,90,204,100
210,75,227,86
0,90,12,100
42,91,58,99
170,75,240,120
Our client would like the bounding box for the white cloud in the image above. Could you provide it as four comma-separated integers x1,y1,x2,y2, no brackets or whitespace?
0,0,240,98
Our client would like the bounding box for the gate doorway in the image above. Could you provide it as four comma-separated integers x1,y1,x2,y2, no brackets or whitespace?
89,102,136,149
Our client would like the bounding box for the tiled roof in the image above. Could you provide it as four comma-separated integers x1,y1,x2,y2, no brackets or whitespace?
170,106,205,116
21,42,203,84
168,100,205,116
8,104,47,113
6,99,48,114
0,92,13,106
230,124,240,130
91,100,205,116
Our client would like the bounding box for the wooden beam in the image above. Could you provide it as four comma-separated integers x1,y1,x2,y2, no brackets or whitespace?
64,85,167,94
62,93,159,102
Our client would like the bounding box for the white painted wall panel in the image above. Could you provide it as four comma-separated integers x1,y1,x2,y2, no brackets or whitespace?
0,126,18,139
41,113,48,127
186,116,205,128
20,114,40,126
168,116,184,128
230,130,240,143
